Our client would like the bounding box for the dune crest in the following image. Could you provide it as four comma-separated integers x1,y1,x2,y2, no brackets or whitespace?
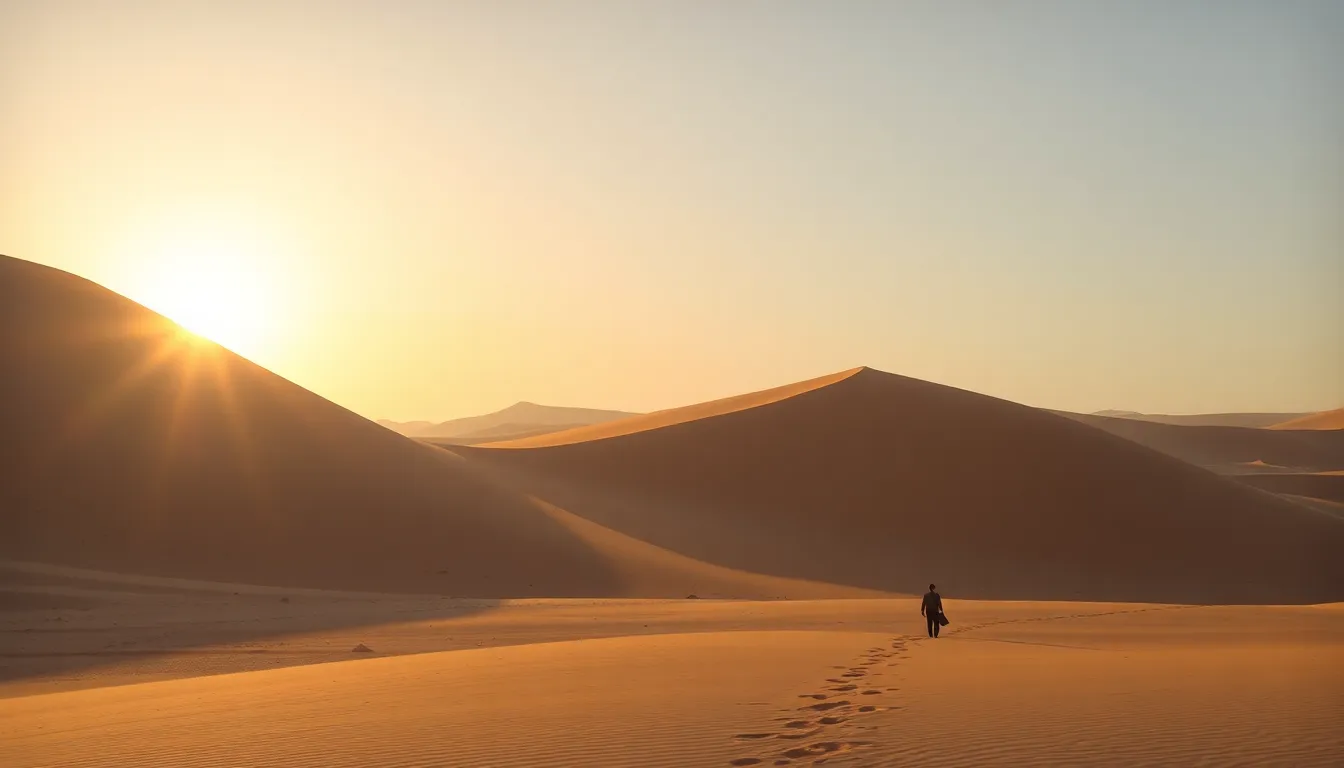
1272,408,1344,431
1084,410,1310,428
486,367,865,448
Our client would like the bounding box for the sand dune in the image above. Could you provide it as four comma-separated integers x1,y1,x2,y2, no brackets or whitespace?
487,368,861,448
0,255,863,599
383,401,639,439
4,253,1338,606
1272,407,1344,430
1058,411,1344,473
373,418,434,436
1238,473,1344,504
1084,409,1310,428
463,367,1344,603
420,422,591,447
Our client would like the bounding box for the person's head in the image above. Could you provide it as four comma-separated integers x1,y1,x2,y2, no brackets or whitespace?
929,583,936,592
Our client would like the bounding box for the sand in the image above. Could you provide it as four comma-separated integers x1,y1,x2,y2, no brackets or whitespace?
1060,411,1344,473
3,254,1342,764
0,256,870,599
487,368,863,448
2,581,1340,767
1076,410,1312,428
1273,407,1344,430
405,401,638,439
1238,472,1344,503
7,255,1339,605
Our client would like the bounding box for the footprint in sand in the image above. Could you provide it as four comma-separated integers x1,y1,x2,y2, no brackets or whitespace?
798,693,828,700
729,758,762,766
780,740,869,760
802,700,850,712
828,684,857,692
858,705,877,712
735,733,775,741
861,689,882,695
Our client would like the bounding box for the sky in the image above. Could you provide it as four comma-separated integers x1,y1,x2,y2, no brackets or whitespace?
2,1,1341,421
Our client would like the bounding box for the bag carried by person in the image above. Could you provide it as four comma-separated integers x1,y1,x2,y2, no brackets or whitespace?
937,611,950,627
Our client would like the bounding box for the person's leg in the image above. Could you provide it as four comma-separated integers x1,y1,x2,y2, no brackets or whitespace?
926,614,935,637
933,614,940,638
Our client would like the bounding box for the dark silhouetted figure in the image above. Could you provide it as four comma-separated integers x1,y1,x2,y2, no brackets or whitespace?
921,583,943,638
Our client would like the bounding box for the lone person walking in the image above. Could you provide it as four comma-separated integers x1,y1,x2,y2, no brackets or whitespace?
920,583,944,638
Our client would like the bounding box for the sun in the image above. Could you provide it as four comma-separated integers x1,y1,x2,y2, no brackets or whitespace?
134,240,274,357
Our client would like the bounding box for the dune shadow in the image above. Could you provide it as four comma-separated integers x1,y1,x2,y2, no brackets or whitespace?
0,562,508,689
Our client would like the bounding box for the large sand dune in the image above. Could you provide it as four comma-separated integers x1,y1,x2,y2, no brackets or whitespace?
4,255,1339,605
463,368,1344,603
0,256,860,599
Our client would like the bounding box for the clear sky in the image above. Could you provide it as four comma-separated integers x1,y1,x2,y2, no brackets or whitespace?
2,1,1341,421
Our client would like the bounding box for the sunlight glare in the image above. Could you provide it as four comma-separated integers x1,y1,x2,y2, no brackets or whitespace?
135,236,275,358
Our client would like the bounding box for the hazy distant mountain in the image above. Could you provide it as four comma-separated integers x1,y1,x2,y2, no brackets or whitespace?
1082,410,1309,429
375,419,435,436
380,402,639,439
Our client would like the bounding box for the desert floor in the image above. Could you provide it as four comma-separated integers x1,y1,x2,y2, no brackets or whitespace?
2,567,1341,767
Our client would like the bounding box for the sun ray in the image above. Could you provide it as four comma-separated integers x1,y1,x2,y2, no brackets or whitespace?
54,327,193,449
202,348,270,515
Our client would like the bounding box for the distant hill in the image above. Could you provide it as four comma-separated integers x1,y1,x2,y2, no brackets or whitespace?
380,403,639,440
420,423,591,447
1271,408,1344,431
1083,410,1310,429
375,419,434,436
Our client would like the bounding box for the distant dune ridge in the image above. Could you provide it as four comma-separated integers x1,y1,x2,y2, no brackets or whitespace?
1272,408,1344,431
1085,410,1311,428
1238,473,1344,504
374,418,434,436
1056,412,1344,474
3,253,1341,604
420,422,593,447
380,402,638,439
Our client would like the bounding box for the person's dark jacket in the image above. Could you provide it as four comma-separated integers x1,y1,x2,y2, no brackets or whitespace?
921,590,943,616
